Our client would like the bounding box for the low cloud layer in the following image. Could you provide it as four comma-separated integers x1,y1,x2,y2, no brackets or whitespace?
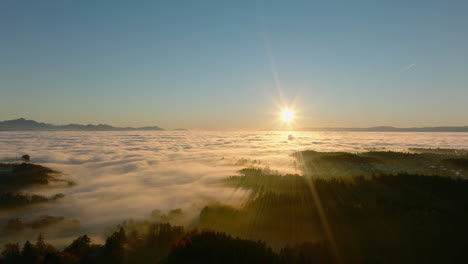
1,131,467,245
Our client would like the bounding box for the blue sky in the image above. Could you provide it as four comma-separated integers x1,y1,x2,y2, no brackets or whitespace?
1,0,467,129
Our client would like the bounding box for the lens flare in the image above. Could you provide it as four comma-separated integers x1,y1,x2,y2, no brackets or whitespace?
281,110,294,122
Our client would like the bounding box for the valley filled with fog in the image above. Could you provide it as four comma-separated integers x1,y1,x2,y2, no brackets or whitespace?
1,131,468,246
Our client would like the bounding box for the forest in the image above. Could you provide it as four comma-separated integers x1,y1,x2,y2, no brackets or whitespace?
2,150,468,263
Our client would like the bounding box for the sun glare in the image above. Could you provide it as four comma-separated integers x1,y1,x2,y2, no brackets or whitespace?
281,110,294,122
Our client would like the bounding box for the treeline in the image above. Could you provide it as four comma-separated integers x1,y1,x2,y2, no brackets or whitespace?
293,150,468,177
0,193,64,210
0,162,72,210
2,216,80,236
0,223,325,264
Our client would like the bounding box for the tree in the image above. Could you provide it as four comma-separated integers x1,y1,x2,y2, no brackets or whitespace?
1,243,21,264
100,228,127,264
64,235,91,258
21,154,30,162
35,234,46,255
21,240,38,264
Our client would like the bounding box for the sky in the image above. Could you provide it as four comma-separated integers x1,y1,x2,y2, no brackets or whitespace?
1,0,467,129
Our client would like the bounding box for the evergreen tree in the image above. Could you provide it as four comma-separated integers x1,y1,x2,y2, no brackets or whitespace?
21,240,37,264
1,243,21,264
35,234,46,255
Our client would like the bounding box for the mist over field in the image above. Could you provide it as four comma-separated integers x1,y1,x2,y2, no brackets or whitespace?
1,131,468,247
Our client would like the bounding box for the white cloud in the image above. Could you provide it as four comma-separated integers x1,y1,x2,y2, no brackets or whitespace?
0,130,466,246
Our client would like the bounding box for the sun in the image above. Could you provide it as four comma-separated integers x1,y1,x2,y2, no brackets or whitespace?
281,109,294,122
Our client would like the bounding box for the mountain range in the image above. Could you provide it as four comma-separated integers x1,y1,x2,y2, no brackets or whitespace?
0,118,467,132
302,126,468,132
0,118,165,131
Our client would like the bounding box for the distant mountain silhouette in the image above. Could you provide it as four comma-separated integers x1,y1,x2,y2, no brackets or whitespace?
0,118,166,131
303,126,468,132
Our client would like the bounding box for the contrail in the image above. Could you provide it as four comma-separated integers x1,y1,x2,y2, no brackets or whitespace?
400,63,416,72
